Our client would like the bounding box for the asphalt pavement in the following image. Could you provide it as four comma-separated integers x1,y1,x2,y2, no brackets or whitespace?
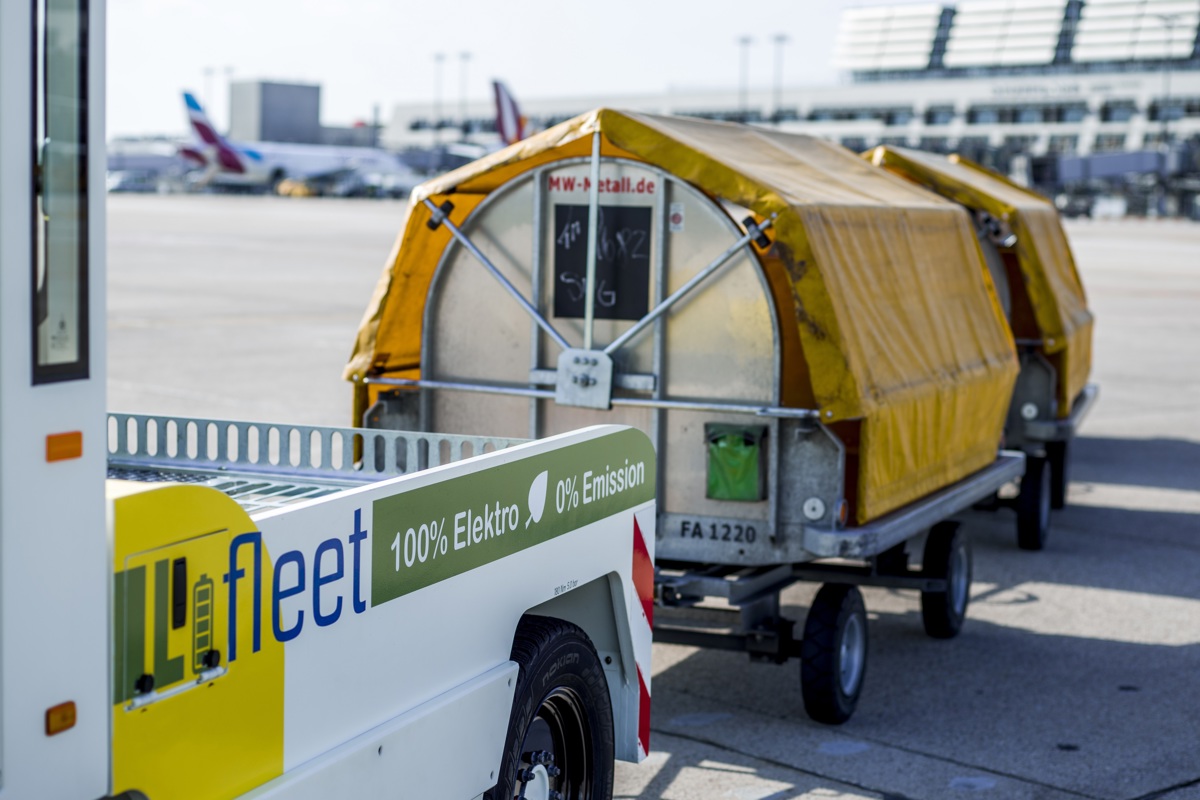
107,194,1200,800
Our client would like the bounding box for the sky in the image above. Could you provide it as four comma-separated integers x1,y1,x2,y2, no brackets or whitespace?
107,0,896,139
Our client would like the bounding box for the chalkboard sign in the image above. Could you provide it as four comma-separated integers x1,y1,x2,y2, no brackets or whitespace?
553,204,651,321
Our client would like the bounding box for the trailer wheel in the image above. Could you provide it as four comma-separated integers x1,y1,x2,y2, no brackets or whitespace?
1016,455,1052,551
800,584,868,725
486,615,614,800
1047,440,1070,510
921,521,972,639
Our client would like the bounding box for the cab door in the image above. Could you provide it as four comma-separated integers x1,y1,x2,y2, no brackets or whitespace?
0,0,108,795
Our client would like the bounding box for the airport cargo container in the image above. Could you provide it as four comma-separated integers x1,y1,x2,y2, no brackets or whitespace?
346,109,1029,722
867,145,1098,549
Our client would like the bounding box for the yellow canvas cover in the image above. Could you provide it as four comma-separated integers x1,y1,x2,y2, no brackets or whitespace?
346,110,1018,523
866,145,1093,417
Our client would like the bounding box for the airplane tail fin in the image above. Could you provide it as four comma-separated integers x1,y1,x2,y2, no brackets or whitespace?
183,92,246,174
492,80,529,146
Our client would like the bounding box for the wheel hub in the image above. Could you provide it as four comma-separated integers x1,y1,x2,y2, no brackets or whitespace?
839,613,866,696
950,545,970,614
515,750,562,800
517,763,551,800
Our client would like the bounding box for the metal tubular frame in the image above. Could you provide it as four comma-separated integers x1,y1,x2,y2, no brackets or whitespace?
365,375,818,419
603,215,776,356
583,131,601,350
413,158,806,549
422,197,570,352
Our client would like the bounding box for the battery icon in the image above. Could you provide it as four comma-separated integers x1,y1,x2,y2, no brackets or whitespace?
192,573,215,674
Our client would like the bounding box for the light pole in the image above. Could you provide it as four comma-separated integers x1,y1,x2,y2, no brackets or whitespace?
1155,14,1181,148
222,66,233,133
203,66,214,112
459,51,472,141
772,33,788,124
1154,13,1181,215
737,36,753,119
433,52,446,145
202,66,232,132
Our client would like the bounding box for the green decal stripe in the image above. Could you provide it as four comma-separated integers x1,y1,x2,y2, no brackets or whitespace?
372,428,655,606
113,566,145,705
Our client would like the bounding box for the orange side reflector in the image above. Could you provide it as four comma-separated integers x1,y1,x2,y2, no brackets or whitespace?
45,701,76,736
46,431,83,462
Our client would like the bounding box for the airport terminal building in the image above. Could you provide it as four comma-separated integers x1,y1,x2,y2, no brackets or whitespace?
384,0,1200,211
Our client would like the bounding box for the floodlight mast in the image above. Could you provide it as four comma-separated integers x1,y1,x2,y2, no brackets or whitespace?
1154,12,1182,214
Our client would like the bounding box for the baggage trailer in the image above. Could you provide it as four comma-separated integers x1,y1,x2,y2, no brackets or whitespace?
868,146,1100,549
346,110,1030,723
0,4,653,797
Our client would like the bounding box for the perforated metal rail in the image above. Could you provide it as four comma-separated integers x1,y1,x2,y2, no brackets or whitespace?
106,413,528,514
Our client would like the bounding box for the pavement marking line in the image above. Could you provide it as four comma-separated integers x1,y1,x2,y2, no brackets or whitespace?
969,582,1200,645
650,687,1108,800
1068,482,1200,515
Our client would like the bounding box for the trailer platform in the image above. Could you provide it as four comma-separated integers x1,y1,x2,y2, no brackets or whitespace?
654,450,1026,725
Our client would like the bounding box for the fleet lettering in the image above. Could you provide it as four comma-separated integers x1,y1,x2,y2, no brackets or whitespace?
224,508,369,660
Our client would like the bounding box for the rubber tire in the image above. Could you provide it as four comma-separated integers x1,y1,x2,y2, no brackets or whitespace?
920,521,972,639
1047,440,1070,510
1017,454,1052,551
800,584,868,725
486,615,614,800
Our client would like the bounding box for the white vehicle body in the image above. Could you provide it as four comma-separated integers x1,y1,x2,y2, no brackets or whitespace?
106,420,655,799
0,2,652,798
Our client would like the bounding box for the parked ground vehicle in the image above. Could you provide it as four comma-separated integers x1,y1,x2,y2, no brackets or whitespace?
0,3,652,798
345,109,1033,723
868,146,1098,550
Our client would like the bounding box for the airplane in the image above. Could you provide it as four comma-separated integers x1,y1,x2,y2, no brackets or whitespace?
180,92,421,196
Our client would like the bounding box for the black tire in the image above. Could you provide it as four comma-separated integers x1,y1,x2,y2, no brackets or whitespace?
1047,440,1070,510
800,584,868,725
921,521,972,639
1016,454,1052,551
486,615,614,800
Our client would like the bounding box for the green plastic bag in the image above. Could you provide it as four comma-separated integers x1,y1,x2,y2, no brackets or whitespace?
706,424,767,502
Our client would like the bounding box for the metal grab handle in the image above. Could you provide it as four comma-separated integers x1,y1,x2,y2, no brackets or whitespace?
365,375,819,419
424,198,571,352
603,215,776,357
583,131,602,350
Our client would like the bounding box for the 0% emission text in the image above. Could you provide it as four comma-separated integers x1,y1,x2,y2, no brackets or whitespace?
556,476,581,513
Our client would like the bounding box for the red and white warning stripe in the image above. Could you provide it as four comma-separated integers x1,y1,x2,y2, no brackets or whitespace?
631,512,655,759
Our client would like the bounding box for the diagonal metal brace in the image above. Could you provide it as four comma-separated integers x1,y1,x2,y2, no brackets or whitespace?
603,214,776,356
423,197,571,352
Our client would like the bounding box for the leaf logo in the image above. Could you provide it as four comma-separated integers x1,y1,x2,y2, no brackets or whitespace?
526,470,549,528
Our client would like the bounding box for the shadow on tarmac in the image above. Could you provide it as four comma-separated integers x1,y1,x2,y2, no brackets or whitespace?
645,435,1200,799
1071,436,1200,493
